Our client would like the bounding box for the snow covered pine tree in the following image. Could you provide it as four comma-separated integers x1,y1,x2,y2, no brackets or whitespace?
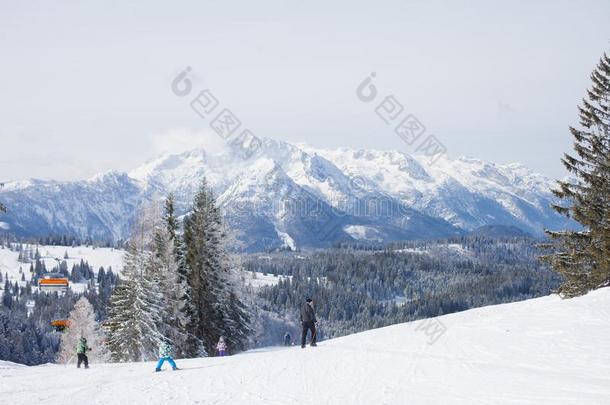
542,51,610,297
162,195,206,358
106,207,166,362
150,195,206,358
183,178,251,355
0,181,5,213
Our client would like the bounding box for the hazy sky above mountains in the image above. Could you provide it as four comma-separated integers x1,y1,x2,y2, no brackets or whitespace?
1,0,609,182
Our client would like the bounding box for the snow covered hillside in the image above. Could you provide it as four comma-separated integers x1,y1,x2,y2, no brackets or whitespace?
0,139,576,251
243,271,289,289
2,288,609,405
0,245,124,291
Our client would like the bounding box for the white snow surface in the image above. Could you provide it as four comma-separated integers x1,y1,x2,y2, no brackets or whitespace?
275,229,297,250
0,245,124,289
343,224,383,241
36,245,125,275
243,271,288,288
2,288,610,405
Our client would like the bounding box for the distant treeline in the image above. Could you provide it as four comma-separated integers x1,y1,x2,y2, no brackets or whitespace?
0,234,124,248
247,236,562,340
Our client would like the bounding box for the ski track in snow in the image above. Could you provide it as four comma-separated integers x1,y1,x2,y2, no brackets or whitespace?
2,289,610,404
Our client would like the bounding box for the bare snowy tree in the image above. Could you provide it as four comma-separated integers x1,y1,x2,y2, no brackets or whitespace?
57,296,109,364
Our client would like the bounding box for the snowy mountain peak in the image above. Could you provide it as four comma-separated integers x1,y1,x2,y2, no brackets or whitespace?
88,170,134,185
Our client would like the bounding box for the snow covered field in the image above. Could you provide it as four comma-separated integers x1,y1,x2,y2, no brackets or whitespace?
0,245,124,288
243,271,288,289
2,288,609,405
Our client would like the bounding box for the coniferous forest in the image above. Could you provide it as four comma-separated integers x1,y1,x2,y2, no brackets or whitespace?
247,236,562,343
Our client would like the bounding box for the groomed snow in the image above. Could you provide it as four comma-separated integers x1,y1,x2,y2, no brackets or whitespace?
2,289,609,404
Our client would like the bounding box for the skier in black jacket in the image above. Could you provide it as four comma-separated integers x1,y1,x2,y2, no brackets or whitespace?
300,298,317,348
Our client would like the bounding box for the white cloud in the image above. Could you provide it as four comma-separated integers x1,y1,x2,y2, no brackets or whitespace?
150,128,227,156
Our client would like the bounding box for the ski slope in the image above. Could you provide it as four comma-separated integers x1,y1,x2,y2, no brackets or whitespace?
2,289,609,405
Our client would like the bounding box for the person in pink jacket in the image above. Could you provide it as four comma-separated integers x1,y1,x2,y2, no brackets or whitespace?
216,336,227,357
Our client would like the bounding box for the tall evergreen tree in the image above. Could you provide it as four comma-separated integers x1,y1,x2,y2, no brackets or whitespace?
222,289,252,352
184,179,220,352
151,216,199,358
183,179,251,354
2,279,12,308
542,52,610,297
0,182,5,213
162,195,205,357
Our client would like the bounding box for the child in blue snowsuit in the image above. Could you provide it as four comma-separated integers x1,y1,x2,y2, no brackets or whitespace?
155,342,178,371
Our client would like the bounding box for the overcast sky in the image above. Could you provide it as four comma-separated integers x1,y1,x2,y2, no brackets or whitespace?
1,0,609,182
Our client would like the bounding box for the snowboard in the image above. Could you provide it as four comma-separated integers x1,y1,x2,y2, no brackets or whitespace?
154,368,180,373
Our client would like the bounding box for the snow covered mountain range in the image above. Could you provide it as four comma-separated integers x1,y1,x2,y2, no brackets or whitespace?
0,139,574,251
